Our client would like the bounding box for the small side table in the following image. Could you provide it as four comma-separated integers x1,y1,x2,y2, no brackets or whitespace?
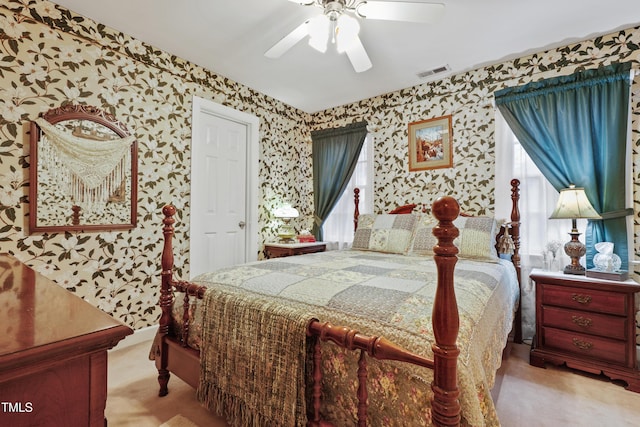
529,268,640,392
263,242,326,259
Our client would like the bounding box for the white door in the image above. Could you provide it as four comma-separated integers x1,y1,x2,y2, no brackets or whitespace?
190,97,259,278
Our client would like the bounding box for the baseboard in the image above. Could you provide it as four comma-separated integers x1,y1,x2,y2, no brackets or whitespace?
110,325,156,351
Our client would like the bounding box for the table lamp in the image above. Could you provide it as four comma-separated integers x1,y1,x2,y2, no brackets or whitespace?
549,185,602,275
273,203,299,243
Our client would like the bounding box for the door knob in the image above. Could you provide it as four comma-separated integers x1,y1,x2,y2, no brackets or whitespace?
238,221,246,229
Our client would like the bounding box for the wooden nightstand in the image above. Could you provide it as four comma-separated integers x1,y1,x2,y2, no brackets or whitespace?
263,242,326,259
529,268,640,392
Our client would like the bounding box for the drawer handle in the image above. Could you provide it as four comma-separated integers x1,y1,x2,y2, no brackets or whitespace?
571,293,592,305
572,338,593,351
571,316,593,328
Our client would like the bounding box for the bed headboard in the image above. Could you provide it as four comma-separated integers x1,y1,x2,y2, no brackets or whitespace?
352,189,428,231
352,180,521,264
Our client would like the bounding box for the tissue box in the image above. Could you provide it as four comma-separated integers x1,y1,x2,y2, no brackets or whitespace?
297,235,316,243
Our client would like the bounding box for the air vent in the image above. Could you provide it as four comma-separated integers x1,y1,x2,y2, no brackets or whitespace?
417,64,450,78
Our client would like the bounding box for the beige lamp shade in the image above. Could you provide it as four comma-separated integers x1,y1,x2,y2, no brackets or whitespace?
549,185,601,220
273,204,299,219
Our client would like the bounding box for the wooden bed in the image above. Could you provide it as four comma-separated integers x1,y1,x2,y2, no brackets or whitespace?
151,179,522,427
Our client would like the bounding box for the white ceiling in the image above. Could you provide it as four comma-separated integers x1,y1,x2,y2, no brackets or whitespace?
52,0,640,113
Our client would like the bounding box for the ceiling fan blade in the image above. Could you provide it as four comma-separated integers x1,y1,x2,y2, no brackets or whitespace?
264,21,309,58
356,1,445,23
345,37,372,73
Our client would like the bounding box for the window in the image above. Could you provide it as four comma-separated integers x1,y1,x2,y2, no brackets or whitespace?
495,110,577,270
322,134,374,250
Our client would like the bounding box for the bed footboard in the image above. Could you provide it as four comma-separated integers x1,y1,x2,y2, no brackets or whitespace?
306,196,462,427
156,196,465,426
306,321,435,427
155,205,209,396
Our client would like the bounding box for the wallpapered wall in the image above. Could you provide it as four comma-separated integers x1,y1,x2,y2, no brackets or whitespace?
309,32,640,222
0,0,313,328
0,0,638,330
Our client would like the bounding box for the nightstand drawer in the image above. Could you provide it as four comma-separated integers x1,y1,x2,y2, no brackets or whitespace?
541,306,627,340
542,327,627,365
541,284,627,315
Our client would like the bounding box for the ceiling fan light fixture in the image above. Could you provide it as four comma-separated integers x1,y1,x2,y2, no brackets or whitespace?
308,14,330,52
270,0,446,73
336,14,360,53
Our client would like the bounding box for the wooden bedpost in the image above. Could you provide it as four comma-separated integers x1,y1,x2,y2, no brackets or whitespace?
156,204,177,396
353,187,360,232
509,179,522,343
430,196,461,427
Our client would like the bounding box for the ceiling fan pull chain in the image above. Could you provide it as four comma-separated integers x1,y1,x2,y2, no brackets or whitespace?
331,18,337,44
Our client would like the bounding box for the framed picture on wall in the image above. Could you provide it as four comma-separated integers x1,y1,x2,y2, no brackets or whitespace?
408,115,453,171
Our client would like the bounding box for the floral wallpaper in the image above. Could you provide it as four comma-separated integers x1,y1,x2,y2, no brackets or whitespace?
310,33,640,225
309,26,640,279
0,0,312,329
0,0,639,332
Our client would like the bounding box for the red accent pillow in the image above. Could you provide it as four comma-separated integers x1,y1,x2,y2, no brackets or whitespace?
389,204,417,214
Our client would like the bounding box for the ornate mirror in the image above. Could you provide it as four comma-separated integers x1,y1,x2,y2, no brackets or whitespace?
29,105,138,233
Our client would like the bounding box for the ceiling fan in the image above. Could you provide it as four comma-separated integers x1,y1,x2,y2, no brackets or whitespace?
265,1,445,73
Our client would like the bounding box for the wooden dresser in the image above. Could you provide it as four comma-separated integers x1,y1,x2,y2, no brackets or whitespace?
0,254,132,426
530,268,640,392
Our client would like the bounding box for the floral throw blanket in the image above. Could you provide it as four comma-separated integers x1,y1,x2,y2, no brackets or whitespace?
187,249,519,426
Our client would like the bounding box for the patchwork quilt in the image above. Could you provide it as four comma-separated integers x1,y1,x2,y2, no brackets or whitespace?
173,249,519,426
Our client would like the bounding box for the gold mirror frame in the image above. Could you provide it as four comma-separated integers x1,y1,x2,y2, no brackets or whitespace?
29,104,138,233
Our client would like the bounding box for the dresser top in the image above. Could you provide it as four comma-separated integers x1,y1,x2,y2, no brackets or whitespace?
530,268,640,290
0,254,132,360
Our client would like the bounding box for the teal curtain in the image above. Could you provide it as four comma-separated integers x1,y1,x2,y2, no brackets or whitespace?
312,121,367,241
495,63,632,270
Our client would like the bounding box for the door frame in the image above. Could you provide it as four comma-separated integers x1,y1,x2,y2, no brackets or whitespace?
190,95,259,270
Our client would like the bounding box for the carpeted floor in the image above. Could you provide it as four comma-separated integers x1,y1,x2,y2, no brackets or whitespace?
106,339,640,426
105,339,228,427
159,414,200,427
493,343,640,426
